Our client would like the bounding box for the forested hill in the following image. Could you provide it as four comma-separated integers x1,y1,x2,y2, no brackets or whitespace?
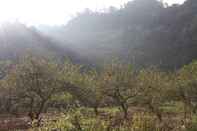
0,22,79,62
39,0,197,70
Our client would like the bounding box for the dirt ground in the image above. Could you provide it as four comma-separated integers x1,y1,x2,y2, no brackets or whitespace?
0,114,30,130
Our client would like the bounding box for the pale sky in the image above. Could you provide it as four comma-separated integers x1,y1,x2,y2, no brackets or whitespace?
0,0,186,25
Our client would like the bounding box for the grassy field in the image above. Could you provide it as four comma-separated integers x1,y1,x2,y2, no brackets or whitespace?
1,106,195,131
30,107,197,131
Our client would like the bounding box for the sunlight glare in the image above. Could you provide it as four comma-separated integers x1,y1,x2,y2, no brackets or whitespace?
0,0,186,25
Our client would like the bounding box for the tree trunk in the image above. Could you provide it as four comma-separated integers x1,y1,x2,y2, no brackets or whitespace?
36,99,46,119
148,104,162,122
156,111,162,122
94,106,99,116
192,105,197,114
183,100,191,121
35,99,47,127
29,98,34,121
73,116,83,131
121,103,128,119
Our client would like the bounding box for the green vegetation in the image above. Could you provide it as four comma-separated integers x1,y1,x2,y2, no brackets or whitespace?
0,55,197,130
30,110,197,131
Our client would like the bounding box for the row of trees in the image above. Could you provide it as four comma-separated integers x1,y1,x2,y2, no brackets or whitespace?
0,56,197,122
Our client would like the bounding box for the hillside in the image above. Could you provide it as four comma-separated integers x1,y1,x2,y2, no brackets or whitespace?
0,22,78,62
39,0,197,69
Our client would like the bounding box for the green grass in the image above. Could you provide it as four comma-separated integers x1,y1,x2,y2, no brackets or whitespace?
161,102,184,113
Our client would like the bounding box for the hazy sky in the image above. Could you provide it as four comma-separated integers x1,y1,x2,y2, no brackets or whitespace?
0,0,186,25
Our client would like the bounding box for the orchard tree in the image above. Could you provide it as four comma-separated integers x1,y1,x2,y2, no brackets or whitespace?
137,68,171,122
175,61,197,120
0,79,17,113
101,61,138,119
61,63,103,115
0,61,18,113
5,55,62,122
80,70,104,116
